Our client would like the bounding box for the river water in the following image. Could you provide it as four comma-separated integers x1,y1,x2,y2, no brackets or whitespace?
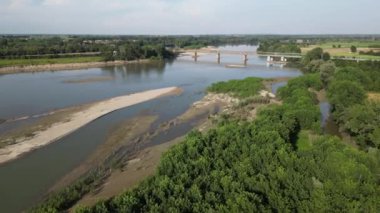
0,45,302,212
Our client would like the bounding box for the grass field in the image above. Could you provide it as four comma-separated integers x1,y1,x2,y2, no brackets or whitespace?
301,45,380,60
0,56,103,68
311,40,380,49
301,40,380,60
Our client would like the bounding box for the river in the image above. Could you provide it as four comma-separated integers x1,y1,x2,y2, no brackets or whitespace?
0,45,302,212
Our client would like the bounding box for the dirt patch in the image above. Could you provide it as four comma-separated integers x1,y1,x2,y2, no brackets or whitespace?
368,92,380,102
62,76,115,84
311,89,327,102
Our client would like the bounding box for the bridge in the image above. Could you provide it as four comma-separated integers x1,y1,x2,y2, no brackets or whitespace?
174,48,302,65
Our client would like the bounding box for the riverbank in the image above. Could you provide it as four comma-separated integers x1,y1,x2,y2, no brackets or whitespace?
69,79,281,211
0,87,181,164
0,59,151,74
71,92,237,209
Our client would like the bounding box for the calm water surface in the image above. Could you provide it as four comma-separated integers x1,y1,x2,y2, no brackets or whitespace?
0,45,302,212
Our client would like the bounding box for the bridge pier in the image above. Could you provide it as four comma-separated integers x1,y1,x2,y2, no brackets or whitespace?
243,54,248,65
194,51,198,62
217,52,221,64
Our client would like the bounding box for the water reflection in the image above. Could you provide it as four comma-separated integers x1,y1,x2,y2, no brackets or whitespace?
100,61,166,80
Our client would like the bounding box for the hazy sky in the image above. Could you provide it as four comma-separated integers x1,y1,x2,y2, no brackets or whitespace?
0,0,379,34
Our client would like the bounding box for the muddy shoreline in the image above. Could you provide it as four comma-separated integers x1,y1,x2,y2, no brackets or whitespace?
0,87,180,164
0,59,151,75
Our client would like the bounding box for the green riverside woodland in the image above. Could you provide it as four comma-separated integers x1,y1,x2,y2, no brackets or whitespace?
32,47,380,212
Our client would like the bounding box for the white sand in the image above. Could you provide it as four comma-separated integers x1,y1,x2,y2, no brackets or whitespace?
0,87,179,164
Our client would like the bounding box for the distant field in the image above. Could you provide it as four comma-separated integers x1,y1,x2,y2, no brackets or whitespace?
368,92,380,102
301,40,380,60
0,56,103,68
312,41,380,49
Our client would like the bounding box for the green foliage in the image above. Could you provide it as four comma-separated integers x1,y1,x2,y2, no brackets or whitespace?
332,61,380,91
341,102,380,148
320,61,336,87
296,131,313,151
80,75,380,213
257,40,301,53
0,35,259,60
351,45,357,53
304,59,325,73
207,77,264,98
278,73,323,98
302,48,330,66
327,80,366,114
325,61,380,149
334,67,371,90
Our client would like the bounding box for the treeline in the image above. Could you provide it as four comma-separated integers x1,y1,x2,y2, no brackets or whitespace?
257,40,301,53
359,50,380,56
101,43,175,62
73,75,379,212
0,35,260,60
300,47,380,149
0,36,103,58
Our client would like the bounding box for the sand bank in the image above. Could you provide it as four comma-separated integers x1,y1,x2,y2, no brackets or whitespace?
0,59,150,75
0,87,179,164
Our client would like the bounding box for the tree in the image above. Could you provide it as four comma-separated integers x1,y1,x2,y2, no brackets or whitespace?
303,48,330,65
350,45,357,53
327,80,366,115
320,61,336,87
304,60,325,73
322,52,331,61
303,48,323,65
334,67,371,90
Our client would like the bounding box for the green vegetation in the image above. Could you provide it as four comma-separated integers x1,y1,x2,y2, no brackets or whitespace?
312,40,380,49
257,40,301,53
350,45,357,53
299,47,380,150
0,35,261,66
101,43,174,62
73,75,379,212
302,48,330,66
325,62,380,149
0,56,102,68
359,50,380,57
28,38,380,212
207,77,264,98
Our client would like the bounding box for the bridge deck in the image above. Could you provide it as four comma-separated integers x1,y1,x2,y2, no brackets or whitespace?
174,49,302,58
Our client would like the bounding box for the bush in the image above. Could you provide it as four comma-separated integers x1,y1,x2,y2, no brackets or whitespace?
207,77,264,98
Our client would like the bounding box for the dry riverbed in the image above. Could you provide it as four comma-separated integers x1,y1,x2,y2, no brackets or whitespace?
0,87,181,164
